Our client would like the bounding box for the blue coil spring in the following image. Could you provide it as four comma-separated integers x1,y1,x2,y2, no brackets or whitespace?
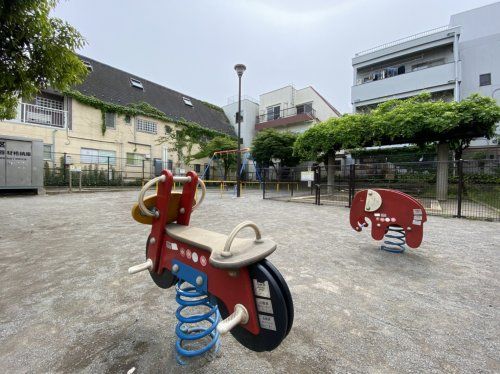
380,225,406,253
175,280,221,365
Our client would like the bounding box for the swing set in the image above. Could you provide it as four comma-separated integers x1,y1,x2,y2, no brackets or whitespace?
201,147,263,183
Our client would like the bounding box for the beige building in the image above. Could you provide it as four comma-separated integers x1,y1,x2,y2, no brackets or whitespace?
0,56,233,182
223,85,341,148
256,85,341,133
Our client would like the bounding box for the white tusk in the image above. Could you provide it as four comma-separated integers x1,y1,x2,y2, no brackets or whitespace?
128,259,153,274
216,304,249,335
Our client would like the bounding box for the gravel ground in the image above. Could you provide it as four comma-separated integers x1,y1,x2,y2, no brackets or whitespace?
0,190,499,373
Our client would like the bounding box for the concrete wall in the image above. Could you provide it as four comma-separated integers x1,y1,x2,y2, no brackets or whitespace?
270,120,315,134
451,2,500,146
222,99,259,147
294,86,337,122
259,86,295,114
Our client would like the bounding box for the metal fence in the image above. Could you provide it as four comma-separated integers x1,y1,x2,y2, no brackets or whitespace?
42,151,261,190
42,152,170,189
262,160,500,221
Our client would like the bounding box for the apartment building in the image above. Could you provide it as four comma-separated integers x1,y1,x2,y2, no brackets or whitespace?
351,2,500,152
0,56,233,179
222,95,260,148
223,85,340,147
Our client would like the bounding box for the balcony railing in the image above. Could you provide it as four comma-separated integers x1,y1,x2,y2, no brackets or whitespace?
15,103,67,128
256,107,316,124
355,25,451,57
355,58,449,86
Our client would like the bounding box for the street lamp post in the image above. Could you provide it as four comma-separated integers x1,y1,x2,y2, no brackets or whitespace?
234,63,246,198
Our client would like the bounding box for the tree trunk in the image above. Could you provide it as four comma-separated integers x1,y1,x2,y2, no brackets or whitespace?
436,142,449,201
271,163,278,182
327,153,335,195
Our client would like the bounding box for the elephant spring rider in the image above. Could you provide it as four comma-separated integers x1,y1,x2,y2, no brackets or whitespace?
350,189,427,253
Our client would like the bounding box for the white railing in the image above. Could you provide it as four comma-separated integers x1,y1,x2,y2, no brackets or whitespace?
227,94,259,105
355,25,452,57
15,103,67,128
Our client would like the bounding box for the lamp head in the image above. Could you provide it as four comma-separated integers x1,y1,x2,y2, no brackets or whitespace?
234,64,246,77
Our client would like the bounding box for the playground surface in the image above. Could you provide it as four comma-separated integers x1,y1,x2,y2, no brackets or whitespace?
0,190,499,373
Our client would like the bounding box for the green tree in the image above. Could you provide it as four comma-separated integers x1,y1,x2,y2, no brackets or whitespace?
295,93,500,198
294,120,341,163
191,136,237,179
449,94,500,159
251,129,300,168
295,120,344,191
296,93,500,160
0,0,88,119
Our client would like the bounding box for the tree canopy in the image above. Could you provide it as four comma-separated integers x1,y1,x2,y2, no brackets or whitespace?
0,0,88,119
251,129,300,167
294,93,500,161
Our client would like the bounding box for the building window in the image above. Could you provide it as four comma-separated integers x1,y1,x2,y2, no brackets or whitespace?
82,61,93,71
35,96,64,110
480,73,491,86
183,97,193,107
81,148,99,164
266,105,280,121
105,112,115,129
136,118,157,134
130,78,144,90
98,150,116,165
43,144,53,160
127,152,145,166
296,103,313,115
81,148,116,165
193,164,201,173
125,115,131,124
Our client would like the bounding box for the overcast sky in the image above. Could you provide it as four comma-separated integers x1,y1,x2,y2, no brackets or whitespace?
53,0,495,113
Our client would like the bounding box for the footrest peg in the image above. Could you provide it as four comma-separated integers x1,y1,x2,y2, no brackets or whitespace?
128,259,153,274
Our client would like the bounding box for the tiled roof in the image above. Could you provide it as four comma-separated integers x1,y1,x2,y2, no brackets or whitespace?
74,55,234,135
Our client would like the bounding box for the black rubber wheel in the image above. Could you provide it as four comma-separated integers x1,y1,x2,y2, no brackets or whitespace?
217,261,288,352
260,259,294,337
145,235,177,289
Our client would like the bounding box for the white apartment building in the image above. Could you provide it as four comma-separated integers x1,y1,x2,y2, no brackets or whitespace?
351,2,500,152
222,95,260,148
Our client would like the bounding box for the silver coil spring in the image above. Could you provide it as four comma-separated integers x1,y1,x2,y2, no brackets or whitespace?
381,225,406,253
175,280,221,365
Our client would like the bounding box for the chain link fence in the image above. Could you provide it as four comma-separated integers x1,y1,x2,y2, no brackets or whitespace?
262,160,500,221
